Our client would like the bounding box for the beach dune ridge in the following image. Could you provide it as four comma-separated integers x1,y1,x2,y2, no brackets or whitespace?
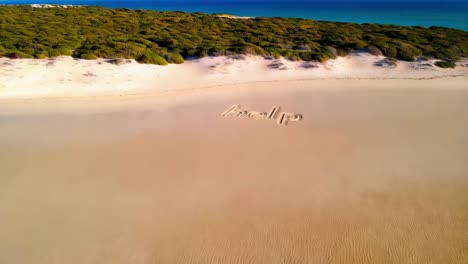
1,54,467,100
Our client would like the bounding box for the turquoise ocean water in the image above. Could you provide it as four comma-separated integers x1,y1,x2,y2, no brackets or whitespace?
1,0,467,30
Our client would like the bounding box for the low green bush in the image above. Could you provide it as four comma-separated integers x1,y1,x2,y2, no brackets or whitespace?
379,46,398,58
299,51,314,61
80,53,99,60
396,42,421,61
435,60,456,68
6,51,34,59
167,53,185,64
34,53,48,59
138,49,168,65
367,46,383,56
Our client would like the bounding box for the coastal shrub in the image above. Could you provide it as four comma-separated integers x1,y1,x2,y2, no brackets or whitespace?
112,42,146,58
242,46,256,55
435,60,456,68
396,43,421,61
265,48,282,59
194,47,209,58
326,46,338,57
299,51,314,61
367,46,383,56
48,49,62,57
5,51,34,59
51,44,74,56
138,49,168,65
319,47,337,61
18,47,36,56
350,39,368,50
317,53,333,63
59,48,74,56
336,48,351,57
181,48,197,57
387,57,397,65
421,45,437,58
34,53,48,59
166,53,185,64
293,44,311,51
378,46,398,58
242,45,265,56
272,52,282,59
80,53,99,60
443,46,462,61
109,58,125,65
290,55,302,61
284,50,301,61
198,51,208,58
297,49,335,62
210,49,226,56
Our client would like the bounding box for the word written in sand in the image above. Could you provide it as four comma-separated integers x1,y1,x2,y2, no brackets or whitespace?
222,105,303,126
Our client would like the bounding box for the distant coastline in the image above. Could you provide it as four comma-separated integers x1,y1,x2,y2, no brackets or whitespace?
1,0,467,30
28,3,81,8
25,5,256,19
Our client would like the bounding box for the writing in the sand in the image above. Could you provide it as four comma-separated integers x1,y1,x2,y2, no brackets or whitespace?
222,105,303,126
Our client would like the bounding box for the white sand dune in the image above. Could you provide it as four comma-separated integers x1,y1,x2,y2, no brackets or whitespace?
0,55,468,263
1,53,467,99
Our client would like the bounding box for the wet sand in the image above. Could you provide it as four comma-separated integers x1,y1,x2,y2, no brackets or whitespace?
1,79,468,263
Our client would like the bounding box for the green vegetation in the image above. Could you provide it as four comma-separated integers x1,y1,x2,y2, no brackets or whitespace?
138,49,168,65
367,46,383,56
0,5,467,67
435,60,456,68
166,52,185,64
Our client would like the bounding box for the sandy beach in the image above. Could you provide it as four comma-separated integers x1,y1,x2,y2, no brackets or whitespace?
1,55,468,263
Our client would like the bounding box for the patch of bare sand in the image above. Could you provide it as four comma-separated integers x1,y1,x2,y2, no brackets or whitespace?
0,79,468,263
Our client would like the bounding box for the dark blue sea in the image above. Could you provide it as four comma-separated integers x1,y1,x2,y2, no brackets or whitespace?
2,0,467,30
